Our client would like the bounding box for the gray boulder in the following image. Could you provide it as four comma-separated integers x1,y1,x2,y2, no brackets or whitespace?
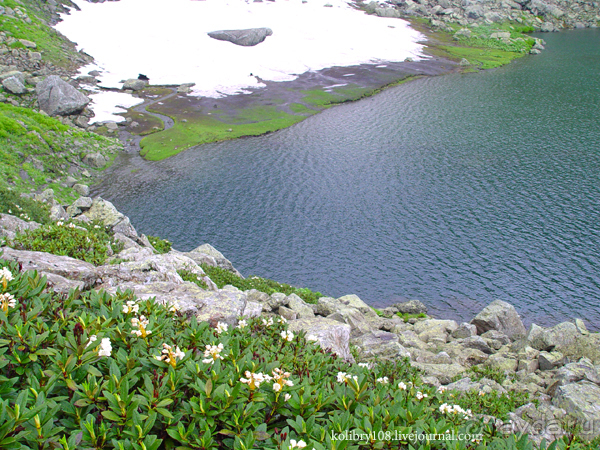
1,247,97,288
185,243,242,276
207,28,273,47
288,317,353,362
2,76,26,94
122,79,147,91
0,214,40,240
351,330,411,359
410,362,466,385
392,299,428,315
286,293,315,319
471,300,526,340
552,382,600,440
36,75,90,116
445,377,506,394
79,197,139,242
82,152,107,169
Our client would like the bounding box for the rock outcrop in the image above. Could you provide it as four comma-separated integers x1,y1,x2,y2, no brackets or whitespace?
207,28,273,47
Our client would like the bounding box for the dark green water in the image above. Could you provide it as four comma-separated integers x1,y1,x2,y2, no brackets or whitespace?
96,29,600,329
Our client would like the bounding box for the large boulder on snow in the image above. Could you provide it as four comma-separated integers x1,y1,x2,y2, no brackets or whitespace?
207,28,273,47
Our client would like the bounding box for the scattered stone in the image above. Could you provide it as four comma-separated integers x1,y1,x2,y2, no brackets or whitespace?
472,300,527,340
73,184,90,197
82,152,107,168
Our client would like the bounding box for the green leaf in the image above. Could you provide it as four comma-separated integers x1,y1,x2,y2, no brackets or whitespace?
156,408,174,419
101,411,123,422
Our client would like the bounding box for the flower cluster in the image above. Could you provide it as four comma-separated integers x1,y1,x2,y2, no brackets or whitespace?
376,377,389,384
337,372,358,385
0,293,16,313
237,319,247,329
289,439,307,449
202,343,224,364
262,317,274,327
168,300,180,313
216,322,228,334
240,371,271,391
98,338,112,357
272,368,293,392
439,403,472,419
131,316,151,338
437,386,448,394
416,391,428,400
1,267,13,290
280,330,294,342
155,343,185,368
122,300,139,314
398,382,407,390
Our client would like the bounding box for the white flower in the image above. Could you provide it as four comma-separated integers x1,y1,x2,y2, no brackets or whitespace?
216,322,228,334
281,330,294,342
240,371,272,390
122,300,139,314
478,390,485,396
94,225,101,229
437,386,448,393
56,221,64,226
272,368,293,392
439,403,472,419
262,317,274,327
0,292,16,312
202,343,224,364
306,334,318,342
358,363,371,369
237,319,247,329
98,338,112,357
278,316,287,324
289,440,307,449
67,223,77,229
1,267,14,284
415,391,427,400
337,372,358,385
155,343,186,368
131,315,151,338
398,382,407,390
284,393,292,402
85,335,97,348
376,377,389,384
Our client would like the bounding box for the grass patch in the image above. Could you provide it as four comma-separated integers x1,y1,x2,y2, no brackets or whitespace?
139,109,304,161
121,110,164,136
397,312,428,322
10,220,124,265
289,103,315,115
0,0,82,68
0,103,121,202
194,264,324,304
439,45,526,70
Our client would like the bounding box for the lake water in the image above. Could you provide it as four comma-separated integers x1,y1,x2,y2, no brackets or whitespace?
95,29,600,329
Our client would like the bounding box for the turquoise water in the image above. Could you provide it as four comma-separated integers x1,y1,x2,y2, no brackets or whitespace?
96,29,600,328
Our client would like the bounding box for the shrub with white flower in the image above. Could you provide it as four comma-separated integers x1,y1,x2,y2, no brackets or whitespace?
337,372,358,385
240,371,272,391
98,338,112,357
131,315,151,338
271,368,294,392
416,391,428,400
0,293,16,313
202,343,224,364
1,267,13,290
280,330,294,342
237,319,247,329
122,300,139,314
376,376,389,384
289,439,307,449
216,321,228,334
439,403,473,419
155,343,186,368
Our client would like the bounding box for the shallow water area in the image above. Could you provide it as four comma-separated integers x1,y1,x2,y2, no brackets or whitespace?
95,29,600,330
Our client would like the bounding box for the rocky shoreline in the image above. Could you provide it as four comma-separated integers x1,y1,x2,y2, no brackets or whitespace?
1,194,600,444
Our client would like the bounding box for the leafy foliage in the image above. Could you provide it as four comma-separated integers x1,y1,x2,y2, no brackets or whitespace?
200,264,324,304
10,221,124,265
0,186,50,224
147,236,172,255
0,260,598,449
